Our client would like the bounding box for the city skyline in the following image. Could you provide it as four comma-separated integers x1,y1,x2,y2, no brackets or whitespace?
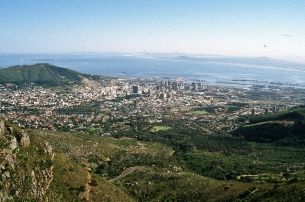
1,0,305,61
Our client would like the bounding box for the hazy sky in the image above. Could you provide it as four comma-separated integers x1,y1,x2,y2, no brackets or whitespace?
1,0,305,59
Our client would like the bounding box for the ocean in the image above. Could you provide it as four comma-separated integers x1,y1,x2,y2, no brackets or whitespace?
1,53,305,88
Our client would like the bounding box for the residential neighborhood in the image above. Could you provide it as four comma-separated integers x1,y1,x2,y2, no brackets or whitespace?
0,76,303,135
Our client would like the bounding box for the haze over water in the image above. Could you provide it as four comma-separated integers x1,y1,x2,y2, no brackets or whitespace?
1,1,305,89
1,53,305,89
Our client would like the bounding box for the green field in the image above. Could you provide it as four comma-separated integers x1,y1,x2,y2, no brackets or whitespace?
171,107,189,112
99,113,108,117
151,126,172,132
191,110,208,115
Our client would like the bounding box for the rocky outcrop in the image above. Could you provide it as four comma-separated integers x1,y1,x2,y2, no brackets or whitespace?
0,119,4,137
17,131,30,147
9,137,18,151
44,142,53,156
7,126,13,133
0,122,53,201
29,168,52,198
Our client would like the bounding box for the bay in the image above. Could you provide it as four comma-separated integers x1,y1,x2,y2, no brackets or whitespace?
1,53,305,88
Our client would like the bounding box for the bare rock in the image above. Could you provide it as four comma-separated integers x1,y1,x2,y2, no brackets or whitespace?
5,152,16,170
44,142,53,156
0,120,4,137
17,131,30,147
9,137,18,151
7,127,13,133
3,171,10,179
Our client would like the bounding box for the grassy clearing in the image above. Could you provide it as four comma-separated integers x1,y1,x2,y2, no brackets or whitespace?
110,137,139,147
192,110,208,115
180,107,190,112
171,107,189,112
99,113,108,117
151,126,172,132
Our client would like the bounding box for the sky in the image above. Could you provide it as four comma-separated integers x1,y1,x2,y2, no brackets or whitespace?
0,0,305,60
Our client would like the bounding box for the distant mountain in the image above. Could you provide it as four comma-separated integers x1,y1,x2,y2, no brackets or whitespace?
0,63,89,86
173,55,305,70
232,108,305,145
135,52,305,70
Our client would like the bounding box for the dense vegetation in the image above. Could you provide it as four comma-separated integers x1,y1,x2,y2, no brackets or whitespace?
34,121,305,201
0,63,90,86
107,109,305,184
232,108,305,145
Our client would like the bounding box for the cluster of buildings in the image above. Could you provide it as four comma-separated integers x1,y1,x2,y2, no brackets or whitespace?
0,76,303,135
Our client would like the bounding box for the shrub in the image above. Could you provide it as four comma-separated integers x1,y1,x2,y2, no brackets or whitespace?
90,178,98,186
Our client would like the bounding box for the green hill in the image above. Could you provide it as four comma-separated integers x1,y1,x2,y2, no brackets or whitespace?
232,108,305,145
0,63,87,86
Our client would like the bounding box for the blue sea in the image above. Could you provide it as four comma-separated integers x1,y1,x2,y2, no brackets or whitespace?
1,53,305,88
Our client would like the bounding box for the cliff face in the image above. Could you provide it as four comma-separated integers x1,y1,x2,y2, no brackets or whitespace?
0,119,53,201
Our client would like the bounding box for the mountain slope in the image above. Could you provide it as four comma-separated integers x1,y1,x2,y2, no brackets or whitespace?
232,108,305,145
0,118,54,200
2,118,305,201
0,63,86,86
0,118,134,201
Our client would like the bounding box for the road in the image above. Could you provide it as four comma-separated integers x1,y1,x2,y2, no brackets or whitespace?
109,167,139,182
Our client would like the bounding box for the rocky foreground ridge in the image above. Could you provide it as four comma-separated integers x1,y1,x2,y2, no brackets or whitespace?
0,119,133,202
0,119,53,201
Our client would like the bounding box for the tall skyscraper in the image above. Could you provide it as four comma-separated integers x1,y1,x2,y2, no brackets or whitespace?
134,99,138,108
133,85,139,94
272,106,277,113
251,108,255,116
172,82,178,91
193,84,198,91
207,85,214,92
